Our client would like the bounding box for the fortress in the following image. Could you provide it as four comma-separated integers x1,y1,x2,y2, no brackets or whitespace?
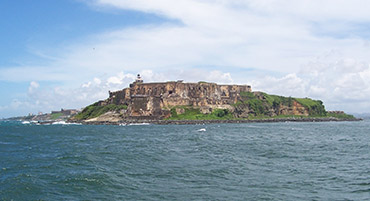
76,74,338,122
101,74,252,119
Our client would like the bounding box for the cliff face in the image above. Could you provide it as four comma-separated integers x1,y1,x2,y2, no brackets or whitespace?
74,80,326,121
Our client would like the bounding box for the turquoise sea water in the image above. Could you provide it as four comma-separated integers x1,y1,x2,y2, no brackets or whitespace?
0,120,369,200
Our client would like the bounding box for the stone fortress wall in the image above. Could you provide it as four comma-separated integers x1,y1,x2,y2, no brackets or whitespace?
103,75,251,118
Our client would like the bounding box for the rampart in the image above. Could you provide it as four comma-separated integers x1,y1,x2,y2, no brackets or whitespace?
104,80,252,118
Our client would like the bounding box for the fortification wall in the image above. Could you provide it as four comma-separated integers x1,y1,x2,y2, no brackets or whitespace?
128,81,248,96
105,81,251,119
108,81,251,104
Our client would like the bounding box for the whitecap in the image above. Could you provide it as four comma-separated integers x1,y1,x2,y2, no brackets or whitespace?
51,121,81,125
128,123,151,126
52,121,67,125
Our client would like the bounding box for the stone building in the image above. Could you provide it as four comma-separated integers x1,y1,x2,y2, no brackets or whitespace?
102,75,252,119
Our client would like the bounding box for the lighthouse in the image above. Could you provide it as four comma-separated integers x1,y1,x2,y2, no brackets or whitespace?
135,74,143,83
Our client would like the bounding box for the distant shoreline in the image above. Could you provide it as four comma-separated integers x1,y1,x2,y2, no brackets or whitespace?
74,117,362,125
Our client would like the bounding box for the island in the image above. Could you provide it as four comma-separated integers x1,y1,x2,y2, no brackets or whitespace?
71,74,359,124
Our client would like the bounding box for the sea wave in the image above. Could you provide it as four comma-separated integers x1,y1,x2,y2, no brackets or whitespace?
51,121,82,125
127,123,151,126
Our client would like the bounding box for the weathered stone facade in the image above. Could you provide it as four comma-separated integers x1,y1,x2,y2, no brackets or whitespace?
102,80,252,119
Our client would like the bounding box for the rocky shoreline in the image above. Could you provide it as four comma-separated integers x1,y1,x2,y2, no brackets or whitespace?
71,117,362,125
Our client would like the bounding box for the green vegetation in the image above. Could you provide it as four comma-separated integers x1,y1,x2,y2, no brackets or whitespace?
295,98,326,116
51,112,63,120
73,102,128,120
262,93,294,107
239,92,264,115
237,92,272,116
240,91,256,99
167,106,234,120
236,92,327,117
166,105,350,120
246,114,319,120
326,112,356,119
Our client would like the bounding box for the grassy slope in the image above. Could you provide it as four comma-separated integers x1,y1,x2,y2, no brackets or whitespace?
167,107,234,120
168,92,354,120
73,102,127,120
326,112,356,119
237,92,327,117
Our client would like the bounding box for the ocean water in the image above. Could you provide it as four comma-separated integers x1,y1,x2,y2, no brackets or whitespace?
0,120,369,200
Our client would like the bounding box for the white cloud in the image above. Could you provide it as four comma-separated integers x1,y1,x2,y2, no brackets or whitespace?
207,71,233,83
251,73,306,97
244,0,370,21
82,82,92,88
2,0,370,84
93,78,101,85
251,54,370,113
2,0,370,115
28,81,40,93
107,76,122,85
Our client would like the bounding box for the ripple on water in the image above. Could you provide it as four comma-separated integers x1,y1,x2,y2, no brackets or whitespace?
0,121,370,200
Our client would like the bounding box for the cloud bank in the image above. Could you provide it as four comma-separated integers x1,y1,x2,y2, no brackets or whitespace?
2,0,370,116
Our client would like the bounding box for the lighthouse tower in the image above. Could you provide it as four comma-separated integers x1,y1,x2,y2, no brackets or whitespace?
135,74,143,83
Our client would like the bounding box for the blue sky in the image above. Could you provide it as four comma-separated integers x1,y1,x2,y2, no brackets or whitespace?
0,0,171,67
1,0,370,117
0,0,170,117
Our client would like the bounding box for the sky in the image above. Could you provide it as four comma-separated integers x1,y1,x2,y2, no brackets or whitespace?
1,0,370,118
